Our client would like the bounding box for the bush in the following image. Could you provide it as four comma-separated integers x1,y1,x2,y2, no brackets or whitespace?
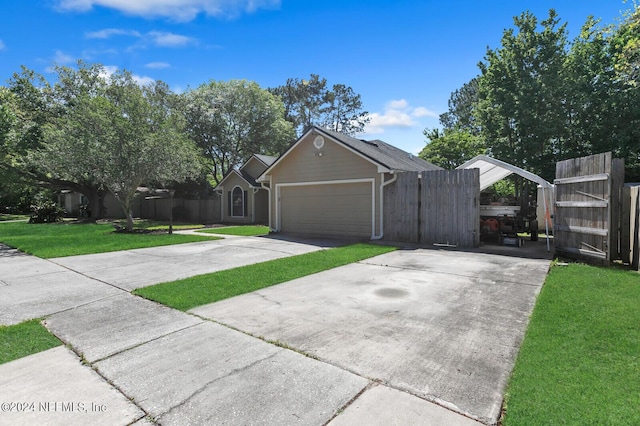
29,200,65,223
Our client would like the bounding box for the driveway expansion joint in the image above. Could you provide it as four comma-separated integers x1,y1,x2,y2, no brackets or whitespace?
47,258,133,292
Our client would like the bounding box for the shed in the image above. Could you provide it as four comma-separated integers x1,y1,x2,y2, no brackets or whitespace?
257,126,441,239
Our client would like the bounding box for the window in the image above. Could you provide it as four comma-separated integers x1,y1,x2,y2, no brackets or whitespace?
229,186,247,217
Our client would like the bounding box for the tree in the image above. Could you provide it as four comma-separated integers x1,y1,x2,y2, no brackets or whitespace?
439,77,480,134
475,9,569,181
6,65,112,218
34,62,200,230
419,128,486,169
182,79,294,184
269,74,369,136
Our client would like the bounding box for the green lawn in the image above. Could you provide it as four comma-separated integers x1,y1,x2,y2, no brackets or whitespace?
197,225,270,236
111,219,206,231
0,213,29,221
134,243,396,311
0,319,62,365
502,263,640,425
0,221,218,258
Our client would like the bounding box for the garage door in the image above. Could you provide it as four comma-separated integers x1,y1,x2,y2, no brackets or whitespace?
279,182,373,238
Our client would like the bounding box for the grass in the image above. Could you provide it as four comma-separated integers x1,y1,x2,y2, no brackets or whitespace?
0,213,29,221
134,243,396,311
0,319,62,365
0,221,218,258
111,219,206,231
196,225,270,237
502,262,640,425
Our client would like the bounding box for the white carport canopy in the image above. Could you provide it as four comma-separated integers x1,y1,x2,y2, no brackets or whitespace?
456,155,554,251
456,155,553,191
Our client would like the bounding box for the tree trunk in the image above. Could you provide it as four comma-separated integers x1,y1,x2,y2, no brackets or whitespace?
126,209,134,232
87,188,106,220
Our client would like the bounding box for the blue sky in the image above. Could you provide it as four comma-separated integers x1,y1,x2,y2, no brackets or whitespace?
0,0,633,154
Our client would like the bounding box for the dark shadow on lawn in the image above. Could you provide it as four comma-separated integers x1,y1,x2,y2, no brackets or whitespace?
0,244,27,257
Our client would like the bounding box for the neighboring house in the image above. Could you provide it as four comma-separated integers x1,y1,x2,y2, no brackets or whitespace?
257,126,441,239
215,154,277,224
58,190,87,216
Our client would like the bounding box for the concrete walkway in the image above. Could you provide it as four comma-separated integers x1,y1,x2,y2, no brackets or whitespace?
0,237,549,425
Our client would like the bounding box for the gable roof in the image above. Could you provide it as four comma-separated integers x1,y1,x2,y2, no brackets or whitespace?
216,153,277,189
258,126,441,182
250,154,277,167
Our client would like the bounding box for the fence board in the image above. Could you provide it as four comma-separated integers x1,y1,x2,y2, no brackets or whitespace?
420,169,480,247
554,152,625,264
139,197,221,223
383,172,420,243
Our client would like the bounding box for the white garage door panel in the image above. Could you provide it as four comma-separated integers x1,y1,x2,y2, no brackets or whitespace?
280,183,372,238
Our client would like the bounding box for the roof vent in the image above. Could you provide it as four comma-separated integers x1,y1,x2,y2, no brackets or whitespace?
362,140,378,147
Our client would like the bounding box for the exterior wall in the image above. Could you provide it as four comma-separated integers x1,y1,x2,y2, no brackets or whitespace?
266,130,382,237
59,193,85,214
254,189,269,224
220,173,253,223
241,157,268,179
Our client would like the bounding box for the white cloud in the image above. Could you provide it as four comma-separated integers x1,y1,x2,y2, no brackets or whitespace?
85,28,140,39
46,50,75,72
86,28,195,49
98,65,155,86
147,31,193,47
56,0,280,21
99,65,119,79
145,61,170,69
132,74,155,86
387,99,408,110
412,106,438,118
364,99,438,134
0,39,5,51
53,50,74,64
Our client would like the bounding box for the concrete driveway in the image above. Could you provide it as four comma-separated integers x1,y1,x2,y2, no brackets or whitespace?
1,234,550,425
191,247,551,424
0,235,329,325
49,234,333,291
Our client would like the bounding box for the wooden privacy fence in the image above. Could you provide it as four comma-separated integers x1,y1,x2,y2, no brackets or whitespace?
621,185,640,270
139,197,221,223
384,169,480,247
554,152,624,264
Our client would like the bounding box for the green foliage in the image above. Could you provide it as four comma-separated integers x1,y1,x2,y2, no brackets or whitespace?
439,78,479,133
419,128,486,169
33,62,201,230
269,74,370,136
28,197,65,223
503,263,640,425
0,319,62,365
489,179,515,198
0,221,216,258
182,79,294,185
476,9,569,181
134,243,397,311
435,5,640,182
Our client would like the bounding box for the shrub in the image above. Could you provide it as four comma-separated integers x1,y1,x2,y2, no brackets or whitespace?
29,200,65,223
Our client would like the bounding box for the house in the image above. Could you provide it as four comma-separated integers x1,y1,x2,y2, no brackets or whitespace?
215,154,277,224
257,126,441,239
